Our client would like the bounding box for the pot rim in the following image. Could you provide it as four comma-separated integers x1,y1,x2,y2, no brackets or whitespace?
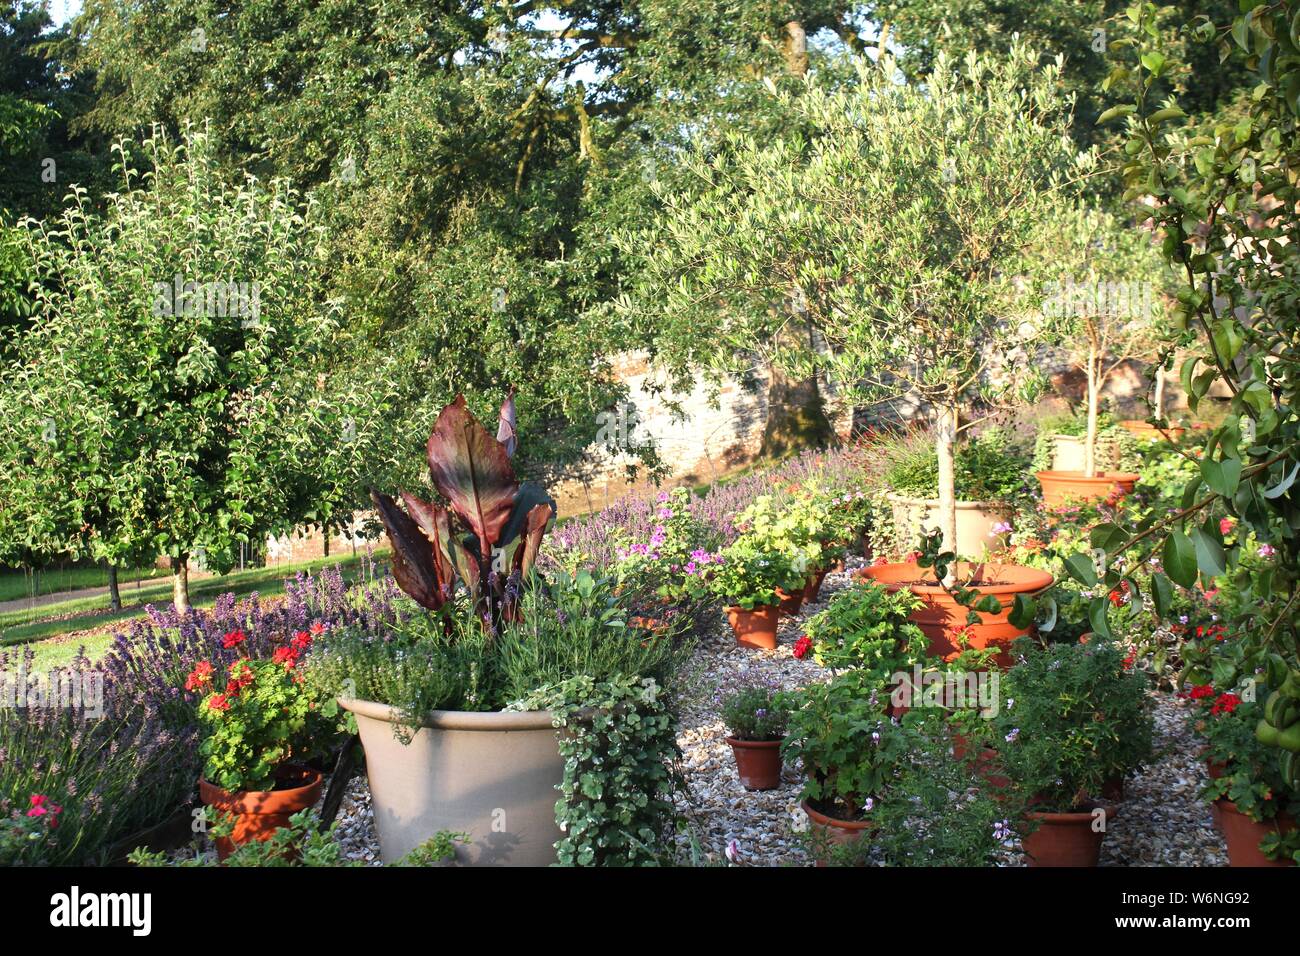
800,798,874,831
1213,799,1296,825
199,764,323,810
885,491,1012,511
1035,470,1141,483
1025,803,1120,824
339,697,558,730
860,560,1054,596
725,735,784,749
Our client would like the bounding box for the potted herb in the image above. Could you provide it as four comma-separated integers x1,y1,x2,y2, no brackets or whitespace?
708,533,802,650
993,638,1151,866
735,493,829,615
718,676,791,790
884,428,1028,559
782,670,912,863
800,582,928,700
187,629,330,861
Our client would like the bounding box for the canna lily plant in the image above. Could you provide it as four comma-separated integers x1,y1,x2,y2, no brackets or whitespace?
371,390,556,634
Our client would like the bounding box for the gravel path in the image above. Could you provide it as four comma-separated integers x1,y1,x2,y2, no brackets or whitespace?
328,558,1229,867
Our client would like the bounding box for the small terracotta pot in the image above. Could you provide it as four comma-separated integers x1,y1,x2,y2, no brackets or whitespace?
1035,470,1140,509
776,587,804,616
726,604,779,650
199,765,323,861
802,568,829,603
951,734,1011,793
858,561,1054,667
1118,419,1185,442
1214,800,1297,867
725,737,783,790
1020,803,1118,867
801,799,873,866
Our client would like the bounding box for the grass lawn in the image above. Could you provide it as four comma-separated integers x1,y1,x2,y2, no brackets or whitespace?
3,549,391,671
0,563,168,604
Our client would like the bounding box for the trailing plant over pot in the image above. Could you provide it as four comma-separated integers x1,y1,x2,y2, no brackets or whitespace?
370,390,556,634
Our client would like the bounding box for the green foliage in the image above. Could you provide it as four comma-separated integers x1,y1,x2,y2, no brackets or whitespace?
394,830,468,866
885,427,1031,502
802,581,928,680
0,791,60,865
782,670,913,822
129,809,358,867
0,128,374,580
191,654,329,793
718,678,791,742
513,674,681,867
995,638,1153,811
707,533,801,610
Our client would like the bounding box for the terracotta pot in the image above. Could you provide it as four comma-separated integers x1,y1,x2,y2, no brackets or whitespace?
1020,804,1118,867
1118,419,1185,443
1050,433,1121,473
727,603,779,650
1206,758,1227,780
802,568,829,603
776,587,804,616
857,561,1054,667
199,765,323,862
887,493,1013,559
340,698,565,865
951,735,1011,793
725,737,783,790
801,799,873,866
1036,470,1140,509
1215,800,1297,867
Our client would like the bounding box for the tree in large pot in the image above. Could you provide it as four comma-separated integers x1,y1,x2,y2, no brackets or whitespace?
306,392,681,865
1035,204,1166,508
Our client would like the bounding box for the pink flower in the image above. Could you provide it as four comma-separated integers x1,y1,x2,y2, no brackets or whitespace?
1258,543,1276,558
1219,518,1235,535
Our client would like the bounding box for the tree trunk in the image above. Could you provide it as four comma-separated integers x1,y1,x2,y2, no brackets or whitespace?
757,19,836,460
105,561,121,612
173,553,190,613
323,523,330,558
1084,344,1100,479
1153,363,1166,418
935,404,959,566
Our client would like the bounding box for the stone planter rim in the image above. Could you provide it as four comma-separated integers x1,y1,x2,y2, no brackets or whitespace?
885,491,1010,511
339,696,557,731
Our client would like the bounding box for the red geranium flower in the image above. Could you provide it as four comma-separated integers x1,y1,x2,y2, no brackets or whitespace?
1219,518,1235,536
309,621,326,636
184,660,214,691
1122,649,1137,670
291,630,312,651
273,646,300,669
205,693,231,713
792,636,813,660
1211,692,1242,716
221,629,247,649
1188,684,1215,700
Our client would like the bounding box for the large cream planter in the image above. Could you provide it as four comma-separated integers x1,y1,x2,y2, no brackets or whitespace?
340,697,564,866
887,493,1011,558
1051,434,1120,473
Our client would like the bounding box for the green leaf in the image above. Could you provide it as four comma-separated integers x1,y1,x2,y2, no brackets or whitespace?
1097,104,1137,125
1263,461,1299,499
1163,531,1198,588
1151,572,1174,618
1190,527,1226,579
1063,552,1099,587
1200,456,1242,496
1008,593,1036,630
1088,596,1112,640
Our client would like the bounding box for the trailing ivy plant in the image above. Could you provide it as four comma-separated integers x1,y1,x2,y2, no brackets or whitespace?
511,675,682,867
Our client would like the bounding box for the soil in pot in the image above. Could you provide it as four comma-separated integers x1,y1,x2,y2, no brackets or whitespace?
199,765,323,862
1035,470,1140,509
1214,801,1297,867
1020,802,1118,867
727,603,780,650
801,799,873,866
726,737,783,790
858,561,1054,667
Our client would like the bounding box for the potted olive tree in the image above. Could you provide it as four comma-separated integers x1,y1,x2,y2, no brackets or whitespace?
1036,205,1166,506
622,43,1078,612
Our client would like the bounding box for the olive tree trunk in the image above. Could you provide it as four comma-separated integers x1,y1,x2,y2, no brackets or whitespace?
172,553,190,612
934,404,959,565
1084,342,1100,479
